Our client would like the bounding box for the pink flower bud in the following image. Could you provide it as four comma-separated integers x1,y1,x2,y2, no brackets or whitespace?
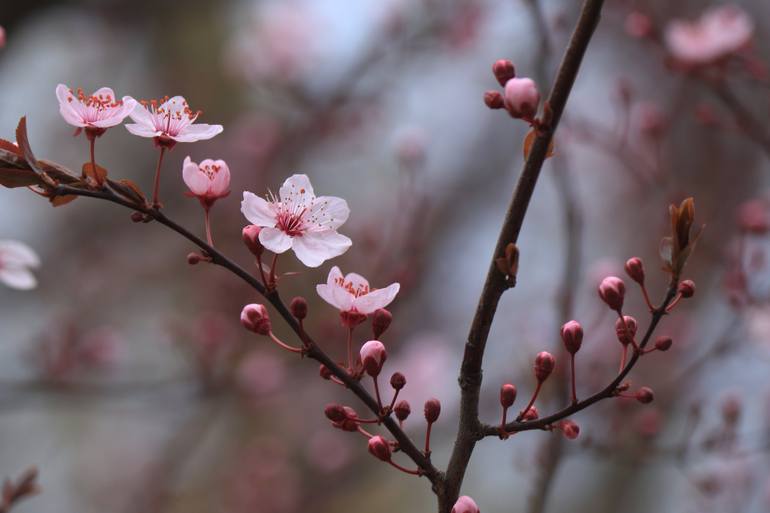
451,495,480,513
240,304,271,335
598,276,626,311
394,400,411,421
624,257,645,284
560,419,580,440
360,340,387,377
635,387,654,404
390,372,406,390
242,225,263,257
560,320,583,354
319,364,332,380
678,279,695,298
324,404,347,422
424,398,441,424
367,435,391,462
492,59,516,86
522,405,539,421
654,335,673,352
615,316,638,346
290,296,308,320
534,351,555,382
372,308,393,339
187,252,202,265
484,90,505,109
503,77,540,119
500,384,517,408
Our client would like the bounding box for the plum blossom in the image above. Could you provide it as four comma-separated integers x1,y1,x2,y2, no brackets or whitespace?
125,96,223,146
0,240,40,290
182,156,230,207
241,174,351,267
664,5,753,66
452,496,480,513
316,266,400,316
55,84,137,131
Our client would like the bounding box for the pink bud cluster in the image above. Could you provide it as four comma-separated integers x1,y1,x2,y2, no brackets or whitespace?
483,59,541,122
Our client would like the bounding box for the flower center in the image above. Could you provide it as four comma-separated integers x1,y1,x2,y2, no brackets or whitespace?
275,208,307,237
200,163,221,180
334,277,370,297
139,97,201,136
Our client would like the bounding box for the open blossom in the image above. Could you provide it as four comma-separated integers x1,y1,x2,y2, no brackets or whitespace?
664,5,753,66
55,84,137,130
125,96,223,146
241,174,351,267
316,266,400,315
182,156,230,207
0,240,40,290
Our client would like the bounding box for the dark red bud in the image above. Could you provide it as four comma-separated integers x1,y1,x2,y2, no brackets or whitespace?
289,296,308,320
560,320,583,354
324,404,347,423
394,400,411,421
484,90,505,109
492,59,516,86
500,384,517,408
368,435,392,462
654,335,672,352
390,372,406,390
615,316,638,346
424,398,441,424
560,419,580,440
372,308,393,338
635,387,654,404
242,225,263,257
678,279,695,298
624,257,645,284
319,364,332,380
534,351,555,382
522,406,539,421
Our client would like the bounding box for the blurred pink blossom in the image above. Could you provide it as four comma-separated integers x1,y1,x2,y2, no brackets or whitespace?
665,5,753,66
236,351,287,398
0,239,40,290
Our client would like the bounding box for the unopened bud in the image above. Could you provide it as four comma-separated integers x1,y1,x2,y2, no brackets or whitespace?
500,384,517,408
451,496,480,513
360,340,387,377
615,316,638,346
424,398,441,424
368,435,391,462
504,77,540,119
624,257,645,284
484,90,505,109
534,351,555,382
654,335,672,352
560,419,580,440
240,304,271,335
372,308,393,339
522,406,539,421
560,320,583,354
324,404,347,423
599,276,626,311
390,372,406,390
635,387,654,404
319,364,332,380
130,211,144,223
290,296,308,320
492,59,516,86
394,400,411,421
187,252,202,265
242,225,263,257
678,279,695,298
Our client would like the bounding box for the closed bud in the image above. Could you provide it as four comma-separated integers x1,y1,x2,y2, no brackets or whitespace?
424,398,441,424
131,211,145,223
242,225,263,257
522,405,539,421
636,386,654,404
492,59,516,86
560,419,580,440
451,496,480,513
360,340,387,377
624,257,645,284
187,252,202,265
654,335,672,352
368,435,391,462
324,403,347,423
503,77,540,119
534,351,555,382
240,304,271,335
319,364,332,380
372,308,393,338
500,384,517,408
678,279,695,298
290,296,308,320
599,276,626,311
394,400,411,421
615,316,638,346
560,320,583,354
390,372,406,390
484,90,505,109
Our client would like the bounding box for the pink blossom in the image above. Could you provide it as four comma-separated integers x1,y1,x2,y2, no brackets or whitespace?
241,174,352,267
316,266,400,315
55,84,137,130
664,5,753,66
125,96,223,146
503,77,540,119
182,156,230,207
0,240,40,290
452,496,480,513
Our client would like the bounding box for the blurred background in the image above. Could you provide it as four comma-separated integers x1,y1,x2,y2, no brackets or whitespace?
1,0,770,512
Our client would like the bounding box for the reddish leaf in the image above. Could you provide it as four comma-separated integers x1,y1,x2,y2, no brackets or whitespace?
107,178,147,205
523,129,555,160
82,162,108,186
0,138,22,156
0,167,43,188
15,117,42,173
50,194,77,207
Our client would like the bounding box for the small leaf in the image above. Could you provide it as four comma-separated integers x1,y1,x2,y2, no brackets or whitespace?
15,117,42,173
523,129,555,160
50,194,78,207
0,167,44,188
107,178,147,205
82,162,108,186
0,139,22,156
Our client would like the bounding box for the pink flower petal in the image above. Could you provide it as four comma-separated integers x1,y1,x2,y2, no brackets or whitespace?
279,174,315,211
182,157,209,196
172,123,223,143
343,272,369,291
0,240,40,267
353,283,400,314
259,227,293,253
0,267,36,290
291,230,351,268
125,123,161,138
308,195,349,230
316,283,342,310
56,83,86,127
241,192,277,227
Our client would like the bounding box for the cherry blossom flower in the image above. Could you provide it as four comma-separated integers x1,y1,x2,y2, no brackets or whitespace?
0,240,40,290
452,496,480,513
241,174,352,267
182,156,230,207
316,266,400,316
125,96,223,146
664,5,753,66
55,84,137,132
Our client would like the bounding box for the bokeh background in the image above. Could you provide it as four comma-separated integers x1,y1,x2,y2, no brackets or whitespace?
2,0,770,512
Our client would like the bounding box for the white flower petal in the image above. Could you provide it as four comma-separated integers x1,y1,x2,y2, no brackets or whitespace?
173,124,223,143
343,272,369,291
0,267,37,290
291,230,351,268
241,191,277,227
126,102,155,127
0,240,40,267
308,196,350,230
279,174,315,211
352,283,400,315
259,227,293,253
125,123,161,138
316,283,343,310
56,84,85,127
182,158,208,196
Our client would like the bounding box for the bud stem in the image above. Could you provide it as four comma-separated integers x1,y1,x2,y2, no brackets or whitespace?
203,207,214,247
268,253,279,290
570,354,578,405
665,293,683,313
387,389,401,416
373,375,384,413
268,331,302,354
388,460,422,476
640,283,654,312
347,327,354,371
424,422,434,457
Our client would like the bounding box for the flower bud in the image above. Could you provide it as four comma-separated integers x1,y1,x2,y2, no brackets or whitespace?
319,364,332,380
534,351,555,382
242,225,263,257
560,419,580,440
130,211,144,223
615,316,638,346
503,77,540,119
240,304,271,335
372,308,393,339
599,276,626,311
560,320,583,354
654,335,672,352
624,257,645,284
492,59,516,86
635,386,654,404
522,406,539,421
360,340,387,377
424,398,441,424
187,252,202,265
678,279,695,298
324,403,347,423
500,384,517,408
390,372,406,390
289,296,308,320
394,400,411,421
367,435,391,462
484,90,505,109
451,495,480,513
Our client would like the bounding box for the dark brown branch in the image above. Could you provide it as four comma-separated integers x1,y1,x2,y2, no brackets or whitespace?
440,1,606,509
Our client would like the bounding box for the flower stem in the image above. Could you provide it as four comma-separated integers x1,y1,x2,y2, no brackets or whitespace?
203,207,214,247
570,354,578,405
373,375,383,413
388,460,422,476
347,327,354,371
151,147,167,208
424,422,433,456
268,331,302,353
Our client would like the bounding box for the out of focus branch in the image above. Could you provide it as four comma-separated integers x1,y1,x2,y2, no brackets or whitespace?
0,468,39,513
